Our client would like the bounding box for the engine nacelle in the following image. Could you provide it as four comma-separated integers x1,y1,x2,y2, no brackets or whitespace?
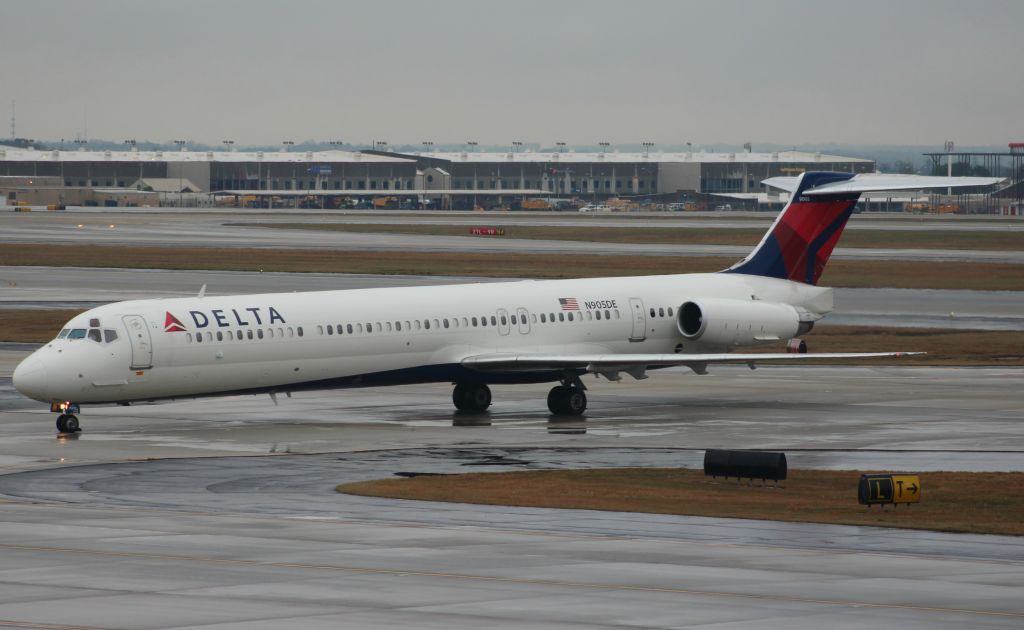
677,298,803,347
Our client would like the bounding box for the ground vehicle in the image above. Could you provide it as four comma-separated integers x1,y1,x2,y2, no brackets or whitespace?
520,198,553,210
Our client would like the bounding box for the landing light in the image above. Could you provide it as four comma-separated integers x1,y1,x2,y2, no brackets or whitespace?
49,401,79,414
76,224,84,228
108,224,115,228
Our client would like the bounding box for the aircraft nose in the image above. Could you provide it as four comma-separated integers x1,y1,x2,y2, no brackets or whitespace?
12,353,50,401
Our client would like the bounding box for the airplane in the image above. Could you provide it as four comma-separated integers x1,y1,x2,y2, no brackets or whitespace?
12,171,1000,433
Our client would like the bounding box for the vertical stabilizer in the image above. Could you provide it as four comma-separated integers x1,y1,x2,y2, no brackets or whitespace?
725,172,859,285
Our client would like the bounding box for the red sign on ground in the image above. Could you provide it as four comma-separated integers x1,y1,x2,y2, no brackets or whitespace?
469,227,505,236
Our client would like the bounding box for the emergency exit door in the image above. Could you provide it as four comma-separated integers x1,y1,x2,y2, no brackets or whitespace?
628,298,646,342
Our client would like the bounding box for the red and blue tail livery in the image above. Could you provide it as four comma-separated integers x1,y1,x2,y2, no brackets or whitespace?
726,171,1002,285
726,172,859,285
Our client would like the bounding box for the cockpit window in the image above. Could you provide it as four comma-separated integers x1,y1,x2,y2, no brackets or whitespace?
87,329,102,343
57,329,70,339
103,329,118,343
67,329,87,340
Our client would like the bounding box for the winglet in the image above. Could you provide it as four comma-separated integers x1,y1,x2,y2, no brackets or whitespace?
197,284,207,299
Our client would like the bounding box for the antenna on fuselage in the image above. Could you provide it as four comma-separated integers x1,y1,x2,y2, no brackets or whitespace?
197,284,207,298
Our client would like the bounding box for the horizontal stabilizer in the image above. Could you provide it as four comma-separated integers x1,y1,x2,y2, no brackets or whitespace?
763,173,1002,195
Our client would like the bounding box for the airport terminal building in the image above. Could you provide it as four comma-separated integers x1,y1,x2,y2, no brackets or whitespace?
0,146,874,208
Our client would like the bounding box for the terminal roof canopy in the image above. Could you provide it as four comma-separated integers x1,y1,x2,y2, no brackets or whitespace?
0,148,417,164
416,150,874,165
0,147,870,166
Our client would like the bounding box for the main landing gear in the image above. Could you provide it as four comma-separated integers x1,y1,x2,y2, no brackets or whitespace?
547,383,587,416
546,372,587,416
453,383,492,413
52,402,81,433
451,374,588,416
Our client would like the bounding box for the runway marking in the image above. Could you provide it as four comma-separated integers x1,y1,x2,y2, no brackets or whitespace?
0,621,105,630
0,543,1020,619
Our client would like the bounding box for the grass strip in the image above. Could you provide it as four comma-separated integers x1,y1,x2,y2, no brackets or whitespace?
2,310,1021,366
339,468,1024,536
2,243,1023,290
0,309,85,343
233,222,1024,251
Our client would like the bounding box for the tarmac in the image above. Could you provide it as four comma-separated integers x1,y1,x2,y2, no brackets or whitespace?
0,356,1023,628
1,208,1023,627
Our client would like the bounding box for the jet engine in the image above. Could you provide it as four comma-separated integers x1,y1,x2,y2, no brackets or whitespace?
676,298,809,347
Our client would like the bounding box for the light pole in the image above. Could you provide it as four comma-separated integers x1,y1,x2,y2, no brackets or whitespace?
466,140,478,152
220,140,236,190
327,140,344,195
74,138,87,186
512,141,522,153
282,140,294,151
555,141,566,153
422,141,433,154
123,140,138,189
173,140,186,207
642,141,654,157
599,141,609,153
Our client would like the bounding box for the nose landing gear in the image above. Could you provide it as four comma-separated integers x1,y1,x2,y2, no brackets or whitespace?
51,402,82,434
56,414,80,433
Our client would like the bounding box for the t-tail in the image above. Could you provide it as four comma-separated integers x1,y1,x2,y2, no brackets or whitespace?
725,171,858,285
725,170,1003,285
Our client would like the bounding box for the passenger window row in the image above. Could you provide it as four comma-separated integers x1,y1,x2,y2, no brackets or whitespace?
186,326,304,344
537,309,620,323
650,306,675,319
314,308,623,337
317,315,493,336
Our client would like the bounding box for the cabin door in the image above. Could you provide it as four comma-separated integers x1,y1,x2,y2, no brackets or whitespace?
122,315,154,369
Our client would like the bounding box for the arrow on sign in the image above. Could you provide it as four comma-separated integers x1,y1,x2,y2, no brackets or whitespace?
907,483,918,494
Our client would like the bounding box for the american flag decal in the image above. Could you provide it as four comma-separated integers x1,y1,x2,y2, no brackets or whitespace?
558,297,579,311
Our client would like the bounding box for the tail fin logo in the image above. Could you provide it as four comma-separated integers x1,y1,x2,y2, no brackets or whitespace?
725,172,859,285
164,312,187,332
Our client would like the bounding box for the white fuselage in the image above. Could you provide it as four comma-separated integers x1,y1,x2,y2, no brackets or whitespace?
13,272,831,405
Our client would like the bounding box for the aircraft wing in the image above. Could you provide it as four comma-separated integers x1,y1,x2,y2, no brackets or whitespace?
461,351,920,377
763,174,1002,194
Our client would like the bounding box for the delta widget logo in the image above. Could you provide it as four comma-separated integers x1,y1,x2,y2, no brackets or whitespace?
164,312,187,332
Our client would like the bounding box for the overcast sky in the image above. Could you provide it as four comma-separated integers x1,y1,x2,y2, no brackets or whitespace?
1,0,1021,147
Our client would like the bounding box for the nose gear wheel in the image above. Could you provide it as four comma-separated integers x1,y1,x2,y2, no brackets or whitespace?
56,414,80,433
